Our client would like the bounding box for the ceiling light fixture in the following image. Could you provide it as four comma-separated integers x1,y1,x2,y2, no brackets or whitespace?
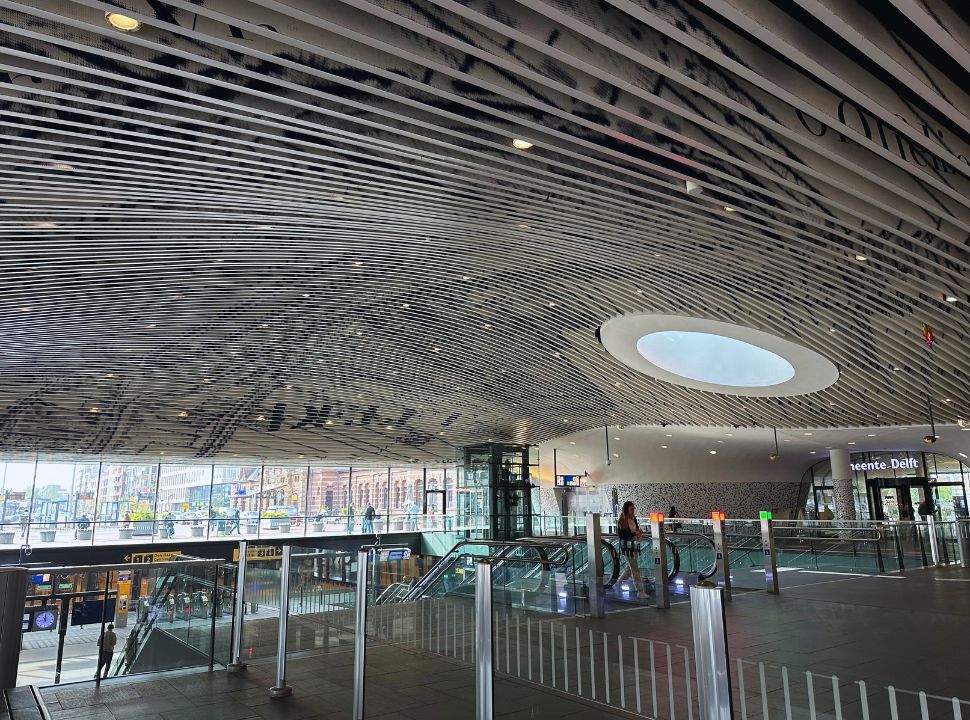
88,407,101,413
709,450,717,455
325,419,334,425
569,441,576,445
945,296,959,303
177,411,188,418
855,254,867,261
511,138,533,150
661,445,668,449
30,222,58,229
960,452,968,459
105,11,141,31
386,425,394,430
723,206,736,212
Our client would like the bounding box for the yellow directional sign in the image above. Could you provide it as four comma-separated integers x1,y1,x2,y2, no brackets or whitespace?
233,546,283,562
123,550,183,564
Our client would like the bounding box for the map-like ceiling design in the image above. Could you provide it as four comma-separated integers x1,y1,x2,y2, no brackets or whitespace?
0,0,968,462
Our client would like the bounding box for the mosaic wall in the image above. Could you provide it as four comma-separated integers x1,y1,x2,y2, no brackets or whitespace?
538,481,801,520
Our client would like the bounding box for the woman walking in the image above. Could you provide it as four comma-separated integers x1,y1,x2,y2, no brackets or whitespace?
617,501,648,599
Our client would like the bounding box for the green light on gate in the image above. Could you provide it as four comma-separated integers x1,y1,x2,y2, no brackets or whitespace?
759,510,772,520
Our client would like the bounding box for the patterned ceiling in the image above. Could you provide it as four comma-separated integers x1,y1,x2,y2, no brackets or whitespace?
1,0,969,463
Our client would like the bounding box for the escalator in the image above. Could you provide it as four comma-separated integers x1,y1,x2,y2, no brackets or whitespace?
111,569,180,676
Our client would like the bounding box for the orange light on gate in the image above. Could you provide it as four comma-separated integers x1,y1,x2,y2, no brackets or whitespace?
711,511,726,521
649,512,664,523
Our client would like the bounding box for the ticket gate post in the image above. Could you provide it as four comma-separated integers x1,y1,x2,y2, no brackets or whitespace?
585,512,605,618
760,511,779,594
711,512,731,600
649,512,669,609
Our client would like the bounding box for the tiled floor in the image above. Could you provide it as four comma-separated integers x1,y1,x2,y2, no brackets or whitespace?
39,642,634,720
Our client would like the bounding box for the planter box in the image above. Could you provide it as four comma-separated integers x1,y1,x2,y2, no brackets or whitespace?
132,520,155,536
77,529,93,541
0,531,14,544
311,522,325,533
40,529,57,542
243,523,259,534
118,528,133,540
278,523,291,533
190,526,205,538
157,528,171,539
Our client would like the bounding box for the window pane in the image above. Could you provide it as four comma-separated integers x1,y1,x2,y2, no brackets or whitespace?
261,466,307,519
351,467,388,523
308,467,350,518
211,466,261,532
1,462,36,535
98,464,158,526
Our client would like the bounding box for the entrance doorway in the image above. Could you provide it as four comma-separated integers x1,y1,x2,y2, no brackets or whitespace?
867,477,928,521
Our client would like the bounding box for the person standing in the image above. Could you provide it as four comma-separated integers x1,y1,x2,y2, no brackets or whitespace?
617,501,648,600
19,509,29,537
346,504,356,533
95,623,117,681
362,503,375,533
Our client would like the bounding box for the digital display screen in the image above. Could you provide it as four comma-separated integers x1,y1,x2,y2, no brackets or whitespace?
31,574,50,585
71,599,116,627
555,475,582,487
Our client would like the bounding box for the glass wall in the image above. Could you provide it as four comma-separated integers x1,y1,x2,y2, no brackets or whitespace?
797,451,969,521
0,457,464,544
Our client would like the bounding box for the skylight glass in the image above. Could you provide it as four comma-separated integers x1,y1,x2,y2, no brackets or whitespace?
636,331,795,387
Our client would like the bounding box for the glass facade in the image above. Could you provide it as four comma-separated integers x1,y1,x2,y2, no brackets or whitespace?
797,451,970,521
0,458,466,544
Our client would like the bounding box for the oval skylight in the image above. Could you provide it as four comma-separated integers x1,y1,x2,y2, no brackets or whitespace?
636,331,795,387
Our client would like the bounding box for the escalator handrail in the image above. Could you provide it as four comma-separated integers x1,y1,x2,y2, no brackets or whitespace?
397,540,575,603
531,535,621,589
392,539,572,604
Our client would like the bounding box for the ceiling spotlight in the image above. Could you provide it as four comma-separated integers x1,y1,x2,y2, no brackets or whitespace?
867,433,876,437
810,451,817,455
386,425,394,430
855,254,867,261
613,436,620,441
803,432,813,436
769,453,779,461
685,180,703,195
847,441,857,445
945,296,959,303
709,450,717,455
723,206,736,212
569,441,576,445
401,303,410,308
19,307,32,312
30,222,58,229
105,11,141,31
511,138,533,150
958,418,969,428
255,415,266,421
325,419,334,425
661,445,668,449
105,373,115,378
177,411,188,418
923,434,937,444
612,452,619,458
88,407,101,413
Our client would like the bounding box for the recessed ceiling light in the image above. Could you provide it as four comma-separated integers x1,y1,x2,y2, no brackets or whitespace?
547,302,557,308
105,373,115,378
511,138,533,150
432,347,440,353
253,225,273,230
867,433,876,437
325,419,334,425
301,293,310,298
855,255,867,261
783,439,791,443
386,425,394,430
355,331,363,336
810,451,817,454
829,327,837,332
717,440,725,443
569,441,576,445
255,415,266,421
945,296,959,303
613,436,620,440
30,222,58,229
202,378,210,383
88,407,101,413
709,450,717,455
847,441,856,445
661,445,667,449
177,411,188,418
105,12,141,31
723,206,736,212
19,307,32,312
960,452,968,459
353,261,363,266
665,433,672,437
483,323,492,329
803,432,813,436
462,275,471,281
612,452,619,458
944,398,952,403
401,303,410,308
725,433,733,437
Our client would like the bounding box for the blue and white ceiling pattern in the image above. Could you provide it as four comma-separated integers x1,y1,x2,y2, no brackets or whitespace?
0,0,968,461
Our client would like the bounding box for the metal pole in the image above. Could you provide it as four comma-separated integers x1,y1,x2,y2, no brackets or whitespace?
585,512,604,618
227,540,248,672
475,559,494,720
208,569,219,671
927,517,940,566
650,513,669,609
691,584,734,720
711,514,731,600
352,549,368,720
760,515,779,593
269,545,292,698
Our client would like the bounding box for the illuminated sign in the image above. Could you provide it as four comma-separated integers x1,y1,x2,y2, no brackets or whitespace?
851,457,919,472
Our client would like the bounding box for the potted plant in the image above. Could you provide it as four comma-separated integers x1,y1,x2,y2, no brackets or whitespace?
263,510,289,530
130,502,156,536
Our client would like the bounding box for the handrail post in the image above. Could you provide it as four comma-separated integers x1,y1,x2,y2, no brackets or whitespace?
711,514,731,600
874,530,885,572
691,584,734,719
352,549,368,720
760,513,779,593
585,512,605,618
927,517,940,566
475,559,494,720
269,545,292,698
227,540,248,673
650,513,669,609
892,523,905,570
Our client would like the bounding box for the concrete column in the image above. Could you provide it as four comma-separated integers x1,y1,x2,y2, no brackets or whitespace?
829,449,857,521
